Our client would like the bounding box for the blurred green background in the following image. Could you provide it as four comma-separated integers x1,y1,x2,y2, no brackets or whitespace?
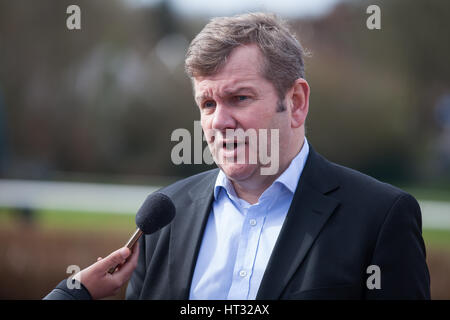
0,0,449,299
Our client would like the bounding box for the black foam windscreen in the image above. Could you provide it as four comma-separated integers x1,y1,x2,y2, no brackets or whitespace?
135,192,176,235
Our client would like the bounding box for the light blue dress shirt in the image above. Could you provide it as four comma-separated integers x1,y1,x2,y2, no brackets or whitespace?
189,138,310,300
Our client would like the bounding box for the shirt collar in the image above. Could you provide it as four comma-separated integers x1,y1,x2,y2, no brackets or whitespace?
273,137,309,194
214,137,310,201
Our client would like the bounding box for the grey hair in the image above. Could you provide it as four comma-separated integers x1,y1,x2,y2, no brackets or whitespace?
185,12,307,102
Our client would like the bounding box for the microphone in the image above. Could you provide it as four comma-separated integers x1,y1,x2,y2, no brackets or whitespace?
108,192,176,274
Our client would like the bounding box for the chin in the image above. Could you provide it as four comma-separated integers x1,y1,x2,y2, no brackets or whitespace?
220,163,259,182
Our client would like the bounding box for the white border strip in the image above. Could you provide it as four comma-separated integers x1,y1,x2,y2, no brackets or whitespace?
0,180,449,229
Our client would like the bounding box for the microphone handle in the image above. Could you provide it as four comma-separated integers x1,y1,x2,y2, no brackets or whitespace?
107,228,143,274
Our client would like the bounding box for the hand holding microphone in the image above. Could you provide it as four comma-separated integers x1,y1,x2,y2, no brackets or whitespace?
107,192,176,274
46,192,176,300
83,192,176,299
74,244,140,299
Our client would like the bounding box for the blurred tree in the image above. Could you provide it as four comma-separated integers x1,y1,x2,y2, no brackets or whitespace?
0,0,448,187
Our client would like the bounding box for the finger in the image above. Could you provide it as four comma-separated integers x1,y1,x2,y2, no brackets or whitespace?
115,243,139,271
94,247,131,273
97,257,102,262
114,243,139,284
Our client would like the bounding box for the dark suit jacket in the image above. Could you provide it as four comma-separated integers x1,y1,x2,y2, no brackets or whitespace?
126,146,430,299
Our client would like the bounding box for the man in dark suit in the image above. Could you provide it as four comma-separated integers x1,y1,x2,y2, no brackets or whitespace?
126,12,430,300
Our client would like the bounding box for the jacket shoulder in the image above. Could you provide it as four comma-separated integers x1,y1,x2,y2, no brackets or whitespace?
325,157,414,201
158,168,219,199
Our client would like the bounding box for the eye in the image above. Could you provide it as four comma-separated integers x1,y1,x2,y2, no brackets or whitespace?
236,95,248,101
231,95,252,104
203,100,216,108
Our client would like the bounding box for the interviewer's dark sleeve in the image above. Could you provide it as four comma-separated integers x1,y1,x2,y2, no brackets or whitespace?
43,279,93,300
365,193,431,299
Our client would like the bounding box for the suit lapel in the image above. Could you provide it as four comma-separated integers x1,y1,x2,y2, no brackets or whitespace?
168,170,218,299
256,147,340,299
167,148,339,299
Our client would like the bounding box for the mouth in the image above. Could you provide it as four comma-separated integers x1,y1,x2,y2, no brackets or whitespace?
213,140,247,161
221,140,245,150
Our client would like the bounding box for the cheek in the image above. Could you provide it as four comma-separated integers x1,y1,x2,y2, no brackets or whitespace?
242,101,280,129
249,115,279,132
239,113,267,130
200,116,211,131
200,118,215,142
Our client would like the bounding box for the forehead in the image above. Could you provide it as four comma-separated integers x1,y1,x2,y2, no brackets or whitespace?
193,44,268,98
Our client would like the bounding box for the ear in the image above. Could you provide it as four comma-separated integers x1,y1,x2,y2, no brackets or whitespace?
287,78,310,129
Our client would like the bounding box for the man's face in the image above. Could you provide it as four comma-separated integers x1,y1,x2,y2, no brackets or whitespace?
193,44,293,183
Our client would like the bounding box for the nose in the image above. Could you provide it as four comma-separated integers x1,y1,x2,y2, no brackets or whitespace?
211,103,237,131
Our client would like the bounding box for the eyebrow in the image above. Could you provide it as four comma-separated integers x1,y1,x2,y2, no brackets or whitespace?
195,87,257,103
195,92,213,104
223,87,257,96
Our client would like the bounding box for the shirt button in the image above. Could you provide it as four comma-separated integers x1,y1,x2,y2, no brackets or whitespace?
249,219,257,226
239,270,247,277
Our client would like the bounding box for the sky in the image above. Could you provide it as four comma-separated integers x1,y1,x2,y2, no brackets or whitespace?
124,0,344,18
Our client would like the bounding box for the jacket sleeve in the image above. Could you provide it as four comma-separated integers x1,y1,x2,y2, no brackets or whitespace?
43,279,93,300
365,193,431,299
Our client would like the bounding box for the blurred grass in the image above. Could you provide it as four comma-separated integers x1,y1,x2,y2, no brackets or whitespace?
403,187,450,203
0,207,135,232
423,229,450,250
2,206,450,250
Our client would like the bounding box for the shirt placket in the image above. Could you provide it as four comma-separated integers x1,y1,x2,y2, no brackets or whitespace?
227,203,265,299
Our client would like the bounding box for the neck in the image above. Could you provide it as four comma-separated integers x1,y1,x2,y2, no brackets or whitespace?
232,175,279,204
231,137,305,204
